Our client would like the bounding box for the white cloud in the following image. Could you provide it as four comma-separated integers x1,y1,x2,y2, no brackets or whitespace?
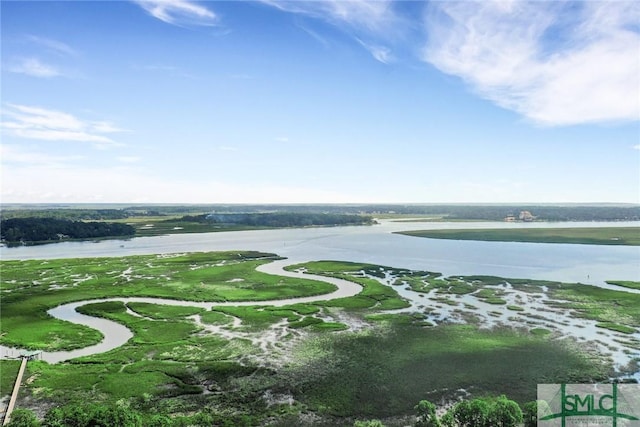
261,0,402,62
261,0,398,33
9,58,60,78
27,35,77,56
356,38,394,64
1,104,125,148
633,144,640,150
134,0,217,26
423,1,640,126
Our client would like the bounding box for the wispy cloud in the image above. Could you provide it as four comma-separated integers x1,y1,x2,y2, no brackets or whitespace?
261,0,402,62
295,22,331,49
27,35,77,56
633,144,640,150
261,0,398,33
9,57,61,78
134,0,218,27
1,104,125,148
423,1,640,126
356,38,394,64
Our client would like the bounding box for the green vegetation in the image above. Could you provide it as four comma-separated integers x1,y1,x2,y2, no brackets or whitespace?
396,227,640,246
530,328,552,337
4,395,535,427
0,217,134,245
285,261,410,310
126,303,205,320
606,280,640,290
1,360,21,396
4,203,638,222
1,252,636,425
544,282,640,328
0,251,335,351
474,288,507,305
596,322,637,334
3,204,639,244
133,212,374,237
0,206,374,241
282,321,608,418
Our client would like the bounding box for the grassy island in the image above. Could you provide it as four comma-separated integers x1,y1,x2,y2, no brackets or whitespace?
396,226,640,246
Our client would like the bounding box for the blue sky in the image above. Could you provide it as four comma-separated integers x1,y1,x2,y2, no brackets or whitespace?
1,0,639,204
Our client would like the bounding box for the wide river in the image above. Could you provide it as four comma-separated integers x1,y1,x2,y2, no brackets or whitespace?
2,220,639,286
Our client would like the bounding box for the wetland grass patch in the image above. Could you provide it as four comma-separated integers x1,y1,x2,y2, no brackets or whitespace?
0,251,333,351
0,360,21,396
281,320,610,418
396,226,640,246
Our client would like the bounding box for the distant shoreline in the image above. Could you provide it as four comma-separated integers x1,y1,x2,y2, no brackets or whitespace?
396,226,640,246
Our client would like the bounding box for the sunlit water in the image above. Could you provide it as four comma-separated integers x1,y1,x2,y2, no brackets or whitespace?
2,220,639,285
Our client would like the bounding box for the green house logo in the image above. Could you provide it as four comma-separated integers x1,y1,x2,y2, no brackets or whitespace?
538,384,640,426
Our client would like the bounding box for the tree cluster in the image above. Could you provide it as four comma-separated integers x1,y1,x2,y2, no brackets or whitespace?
1,209,130,221
1,217,135,244
6,403,258,427
355,396,538,427
6,398,540,427
172,212,374,227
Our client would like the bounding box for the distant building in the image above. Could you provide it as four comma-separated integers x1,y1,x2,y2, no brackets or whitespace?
519,211,535,222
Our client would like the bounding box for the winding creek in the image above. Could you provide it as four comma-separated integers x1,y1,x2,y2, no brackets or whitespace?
0,259,362,363
1,220,639,377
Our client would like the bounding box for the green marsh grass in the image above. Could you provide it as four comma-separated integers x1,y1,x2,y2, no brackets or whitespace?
0,251,334,350
397,227,640,246
0,360,21,396
606,280,640,290
2,253,637,424
282,322,609,418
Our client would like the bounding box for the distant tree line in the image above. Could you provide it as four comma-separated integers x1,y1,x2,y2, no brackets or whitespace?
0,218,134,244
170,213,374,227
0,209,131,221
1,204,638,222
151,204,639,221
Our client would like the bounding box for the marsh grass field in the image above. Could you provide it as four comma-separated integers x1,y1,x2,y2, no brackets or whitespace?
1,252,639,425
396,226,640,245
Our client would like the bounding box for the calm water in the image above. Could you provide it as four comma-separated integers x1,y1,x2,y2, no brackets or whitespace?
2,220,639,286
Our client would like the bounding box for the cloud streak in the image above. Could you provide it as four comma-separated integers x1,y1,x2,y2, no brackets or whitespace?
27,35,77,56
1,104,125,148
9,57,61,78
357,38,394,64
261,0,403,63
261,0,398,33
423,1,640,126
134,0,217,26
